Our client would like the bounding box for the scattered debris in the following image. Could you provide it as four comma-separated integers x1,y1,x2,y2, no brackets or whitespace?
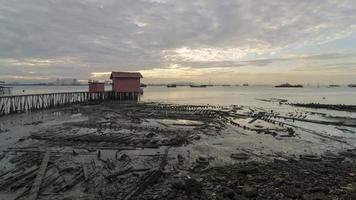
300,154,322,162
290,103,356,112
230,152,250,160
0,102,355,200
27,151,50,200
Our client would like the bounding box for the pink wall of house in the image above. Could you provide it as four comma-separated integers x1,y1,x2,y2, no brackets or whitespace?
112,78,140,92
89,83,105,92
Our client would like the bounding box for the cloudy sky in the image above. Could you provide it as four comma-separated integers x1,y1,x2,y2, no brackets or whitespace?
1,0,356,84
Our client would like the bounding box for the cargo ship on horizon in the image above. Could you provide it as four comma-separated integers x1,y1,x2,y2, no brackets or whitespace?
167,84,177,88
190,84,207,88
275,83,303,88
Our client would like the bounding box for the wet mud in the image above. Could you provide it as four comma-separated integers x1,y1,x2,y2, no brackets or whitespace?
0,101,356,200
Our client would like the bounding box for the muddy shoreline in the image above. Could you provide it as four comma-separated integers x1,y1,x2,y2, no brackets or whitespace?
137,159,356,200
0,101,356,200
289,103,356,113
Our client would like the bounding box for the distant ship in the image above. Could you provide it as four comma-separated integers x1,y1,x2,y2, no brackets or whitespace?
242,84,249,86
275,83,303,88
348,84,356,88
328,84,340,88
190,84,207,88
167,84,176,88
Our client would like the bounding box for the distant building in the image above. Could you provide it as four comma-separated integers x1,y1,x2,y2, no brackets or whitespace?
88,80,105,93
110,72,143,93
55,78,79,85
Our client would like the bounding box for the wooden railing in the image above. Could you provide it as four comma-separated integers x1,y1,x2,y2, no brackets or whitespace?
0,91,140,116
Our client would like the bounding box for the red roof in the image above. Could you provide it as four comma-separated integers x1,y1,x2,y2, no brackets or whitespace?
110,72,143,79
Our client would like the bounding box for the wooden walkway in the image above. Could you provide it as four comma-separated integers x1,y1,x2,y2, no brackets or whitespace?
0,91,140,116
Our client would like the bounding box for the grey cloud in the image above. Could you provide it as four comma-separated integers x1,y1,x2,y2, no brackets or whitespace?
177,52,356,68
0,0,356,81
293,62,356,72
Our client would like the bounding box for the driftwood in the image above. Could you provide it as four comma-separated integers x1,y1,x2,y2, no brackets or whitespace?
290,103,356,112
278,120,349,144
276,115,356,128
0,167,39,190
123,148,169,200
27,151,50,200
105,167,151,181
248,117,260,124
82,164,89,181
105,166,134,180
57,170,84,192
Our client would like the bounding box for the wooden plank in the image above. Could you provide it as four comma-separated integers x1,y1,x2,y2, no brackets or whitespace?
123,148,169,200
27,150,50,200
82,163,89,181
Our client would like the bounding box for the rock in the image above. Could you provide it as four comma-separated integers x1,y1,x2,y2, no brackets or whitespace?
177,154,184,163
299,154,322,162
274,193,285,199
344,191,356,199
348,172,356,177
185,178,203,194
171,179,185,190
192,135,201,140
191,164,209,172
307,186,329,193
168,135,187,147
242,185,257,197
283,187,302,198
230,153,250,160
321,153,344,161
119,153,129,161
145,132,155,138
222,187,235,199
171,177,203,195
234,195,249,200
339,149,356,158
196,156,209,165
273,157,288,163
302,192,327,200
273,176,284,187
215,175,227,181
237,166,258,174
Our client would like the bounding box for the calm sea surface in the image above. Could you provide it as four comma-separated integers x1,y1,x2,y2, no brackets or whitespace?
3,85,356,107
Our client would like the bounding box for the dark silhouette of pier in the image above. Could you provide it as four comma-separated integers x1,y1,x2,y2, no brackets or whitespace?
0,91,140,116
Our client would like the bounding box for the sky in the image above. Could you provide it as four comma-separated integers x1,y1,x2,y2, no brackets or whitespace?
0,0,356,85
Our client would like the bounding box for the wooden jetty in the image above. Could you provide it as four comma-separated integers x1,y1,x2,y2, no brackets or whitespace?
0,86,12,95
0,81,12,95
0,91,140,116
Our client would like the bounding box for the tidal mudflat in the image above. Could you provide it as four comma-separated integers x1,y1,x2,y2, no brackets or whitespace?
1,101,356,200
